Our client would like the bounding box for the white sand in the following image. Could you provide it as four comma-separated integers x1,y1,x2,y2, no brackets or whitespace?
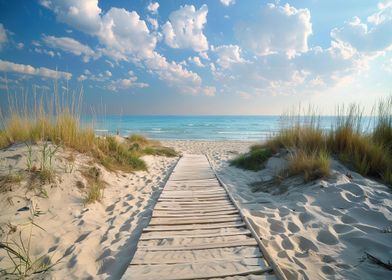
1,140,392,279
162,140,392,280
0,142,177,279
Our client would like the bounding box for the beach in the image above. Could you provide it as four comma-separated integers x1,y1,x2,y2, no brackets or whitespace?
1,139,391,279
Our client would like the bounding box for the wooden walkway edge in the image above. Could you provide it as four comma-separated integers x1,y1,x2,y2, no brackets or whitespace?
122,154,287,280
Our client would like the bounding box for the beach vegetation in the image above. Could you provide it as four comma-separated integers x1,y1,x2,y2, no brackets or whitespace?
0,204,59,277
233,98,392,186
230,145,272,171
0,87,177,175
82,166,105,204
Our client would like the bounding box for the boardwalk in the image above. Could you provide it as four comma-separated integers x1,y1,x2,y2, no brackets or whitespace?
122,154,283,280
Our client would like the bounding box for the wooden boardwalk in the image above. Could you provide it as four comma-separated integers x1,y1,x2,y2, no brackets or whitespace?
122,154,284,280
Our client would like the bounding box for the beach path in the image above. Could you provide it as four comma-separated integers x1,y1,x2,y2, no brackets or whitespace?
122,154,281,280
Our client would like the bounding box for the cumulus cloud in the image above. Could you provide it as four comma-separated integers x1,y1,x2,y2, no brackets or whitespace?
0,59,72,79
212,40,364,96
235,3,312,57
162,5,209,52
0,23,8,51
147,17,158,30
39,0,102,34
108,72,149,92
42,35,96,62
188,56,204,67
147,2,159,14
41,0,213,95
213,45,245,69
145,51,214,95
99,8,157,60
331,5,392,53
220,0,235,7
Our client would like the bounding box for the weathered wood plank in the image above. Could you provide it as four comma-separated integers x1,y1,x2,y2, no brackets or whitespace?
152,210,239,218
139,230,252,241
143,222,247,232
138,239,258,251
149,216,241,225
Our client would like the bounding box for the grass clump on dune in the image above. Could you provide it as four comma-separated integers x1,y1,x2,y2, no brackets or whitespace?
127,134,178,157
230,145,272,171
233,98,392,187
0,89,177,175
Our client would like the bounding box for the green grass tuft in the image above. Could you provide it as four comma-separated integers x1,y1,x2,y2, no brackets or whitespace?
230,145,272,171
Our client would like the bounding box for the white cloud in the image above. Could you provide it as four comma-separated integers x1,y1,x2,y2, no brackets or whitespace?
108,72,149,92
162,5,209,52
188,56,204,67
99,8,157,60
145,51,213,95
39,0,102,34
235,3,312,57
147,17,158,30
16,42,24,50
220,0,235,7
213,45,245,69
41,0,213,95
147,2,159,14
42,35,96,62
105,70,112,77
34,47,58,57
0,59,72,80
331,8,392,53
0,23,8,51
78,74,87,81
211,41,364,96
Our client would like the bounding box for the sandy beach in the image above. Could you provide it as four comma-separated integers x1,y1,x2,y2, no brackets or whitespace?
0,140,391,279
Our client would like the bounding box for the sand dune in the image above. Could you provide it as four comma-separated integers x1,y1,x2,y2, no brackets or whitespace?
0,143,177,279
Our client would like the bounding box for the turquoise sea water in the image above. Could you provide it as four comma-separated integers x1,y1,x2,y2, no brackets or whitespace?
84,115,374,141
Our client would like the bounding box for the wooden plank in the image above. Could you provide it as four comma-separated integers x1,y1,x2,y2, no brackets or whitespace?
156,201,233,206
154,206,237,211
158,197,229,202
132,246,263,265
143,222,247,232
149,216,241,225
137,239,258,251
139,230,252,241
152,210,239,217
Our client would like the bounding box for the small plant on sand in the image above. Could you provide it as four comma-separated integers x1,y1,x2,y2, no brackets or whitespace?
0,204,60,278
230,145,272,171
287,150,330,182
82,166,106,204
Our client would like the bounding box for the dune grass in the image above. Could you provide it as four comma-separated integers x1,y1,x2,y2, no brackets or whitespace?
232,98,392,186
0,88,177,175
230,145,272,171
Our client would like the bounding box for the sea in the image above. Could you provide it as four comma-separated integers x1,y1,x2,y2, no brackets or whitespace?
83,115,374,141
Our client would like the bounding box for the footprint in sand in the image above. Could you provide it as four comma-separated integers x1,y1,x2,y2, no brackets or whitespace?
268,218,286,233
341,214,357,224
296,236,319,252
321,265,335,275
288,222,300,233
299,212,314,224
317,229,339,245
281,237,295,250
333,223,354,233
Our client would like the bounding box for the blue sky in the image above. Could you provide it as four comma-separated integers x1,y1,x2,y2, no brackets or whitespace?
0,0,391,115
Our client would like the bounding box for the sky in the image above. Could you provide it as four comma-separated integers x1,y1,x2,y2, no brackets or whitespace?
0,0,391,115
